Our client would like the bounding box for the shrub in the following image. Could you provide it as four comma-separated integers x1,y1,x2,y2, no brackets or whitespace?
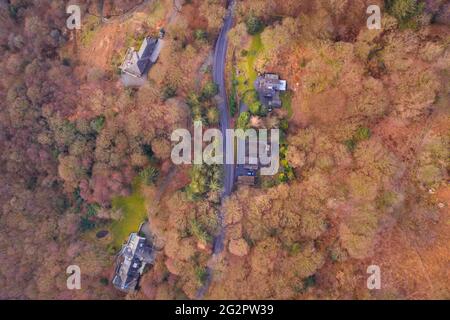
236,111,250,129
62,58,71,66
90,115,105,133
139,167,159,186
201,82,219,101
194,29,208,42
142,144,154,160
344,127,371,152
344,139,357,152
190,219,213,244
87,203,100,217
249,100,262,115
354,127,371,141
230,78,238,117
206,107,220,125
246,15,264,35
303,275,316,290
80,217,95,232
195,266,208,285
229,93,237,117
279,119,289,132
186,165,209,200
162,85,177,101
385,0,424,26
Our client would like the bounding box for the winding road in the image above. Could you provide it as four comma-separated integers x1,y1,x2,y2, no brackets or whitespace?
215,1,236,202
196,0,235,299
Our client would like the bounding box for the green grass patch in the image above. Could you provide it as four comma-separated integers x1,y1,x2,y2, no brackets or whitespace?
110,180,147,248
281,91,293,119
236,33,264,97
230,73,238,117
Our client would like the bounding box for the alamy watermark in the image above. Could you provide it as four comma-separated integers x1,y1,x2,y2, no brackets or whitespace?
367,265,381,290
171,121,280,176
367,5,381,30
66,5,81,30
66,265,81,290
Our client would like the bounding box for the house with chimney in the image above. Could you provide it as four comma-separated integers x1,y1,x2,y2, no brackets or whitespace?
255,73,287,111
112,232,155,292
119,36,163,78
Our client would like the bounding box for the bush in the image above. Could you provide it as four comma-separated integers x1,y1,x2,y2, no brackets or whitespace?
80,217,95,232
195,266,208,285
62,58,71,66
139,167,159,186
249,101,262,115
385,0,424,25
354,127,371,141
87,203,100,217
200,82,219,101
236,111,250,129
229,93,237,117
100,278,109,286
190,219,213,244
344,127,371,152
162,85,177,101
279,119,289,132
142,144,154,160
206,107,220,125
230,78,238,117
186,165,222,200
90,116,105,133
303,275,316,290
194,29,208,42
186,165,209,200
246,15,264,35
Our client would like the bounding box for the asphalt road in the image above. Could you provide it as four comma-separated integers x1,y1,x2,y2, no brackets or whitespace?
215,1,235,199
196,0,235,299
211,0,235,255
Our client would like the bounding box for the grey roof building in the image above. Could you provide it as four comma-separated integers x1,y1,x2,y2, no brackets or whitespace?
112,233,154,292
236,161,258,186
255,74,287,109
235,138,273,187
119,37,163,78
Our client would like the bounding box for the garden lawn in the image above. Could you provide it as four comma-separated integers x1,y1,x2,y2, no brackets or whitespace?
281,91,293,119
110,181,147,248
236,33,264,98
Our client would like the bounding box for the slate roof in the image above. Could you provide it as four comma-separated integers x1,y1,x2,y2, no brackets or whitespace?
235,139,273,187
237,175,257,186
112,233,154,292
255,74,287,109
120,37,163,78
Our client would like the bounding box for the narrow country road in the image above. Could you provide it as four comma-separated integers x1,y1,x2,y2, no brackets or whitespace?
196,0,235,299
215,1,235,201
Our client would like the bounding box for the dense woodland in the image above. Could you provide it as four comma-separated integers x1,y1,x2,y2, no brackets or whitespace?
0,0,449,299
